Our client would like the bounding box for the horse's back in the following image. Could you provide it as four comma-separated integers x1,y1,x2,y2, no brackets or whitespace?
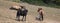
17,9,28,16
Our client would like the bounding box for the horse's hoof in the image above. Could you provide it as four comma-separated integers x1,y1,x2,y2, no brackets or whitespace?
24,20,26,21
16,19,20,21
20,19,23,21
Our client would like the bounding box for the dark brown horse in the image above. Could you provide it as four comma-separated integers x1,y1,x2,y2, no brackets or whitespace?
16,6,28,21
10,6,28,21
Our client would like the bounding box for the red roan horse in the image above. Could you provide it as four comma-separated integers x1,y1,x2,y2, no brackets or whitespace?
36,8,44,21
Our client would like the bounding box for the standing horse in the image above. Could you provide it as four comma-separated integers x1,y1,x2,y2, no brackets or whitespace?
16,6,28,21
10,6,28,21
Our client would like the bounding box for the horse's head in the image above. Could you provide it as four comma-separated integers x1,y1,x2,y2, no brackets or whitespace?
38,8,42,12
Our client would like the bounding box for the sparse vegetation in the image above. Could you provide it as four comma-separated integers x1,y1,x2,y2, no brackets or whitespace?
6,0,60,8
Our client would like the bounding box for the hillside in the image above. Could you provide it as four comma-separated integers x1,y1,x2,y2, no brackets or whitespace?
0,0,60,23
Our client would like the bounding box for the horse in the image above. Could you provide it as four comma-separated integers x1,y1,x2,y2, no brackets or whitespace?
10,6,28,21
36,8,44,21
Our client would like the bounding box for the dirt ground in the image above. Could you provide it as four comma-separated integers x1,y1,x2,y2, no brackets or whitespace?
0,0,60,23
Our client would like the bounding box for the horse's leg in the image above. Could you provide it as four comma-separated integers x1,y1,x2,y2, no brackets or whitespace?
42,15,43,21
25,16,26,21
18,16,20,21
16,15,20,21
24,14,27,21
22,16,26,21
22,16,24,21
40,15,43,21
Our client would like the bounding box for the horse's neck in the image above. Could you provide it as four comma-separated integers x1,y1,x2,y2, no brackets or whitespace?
38,10,42,13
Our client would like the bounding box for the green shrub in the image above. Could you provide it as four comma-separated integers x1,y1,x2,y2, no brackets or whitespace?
12,0,20,3
11,0,60,8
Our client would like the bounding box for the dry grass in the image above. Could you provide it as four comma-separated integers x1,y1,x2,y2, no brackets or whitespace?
0,0,60,23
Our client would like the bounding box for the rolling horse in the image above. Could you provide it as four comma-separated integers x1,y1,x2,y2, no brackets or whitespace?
10,6,28,21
